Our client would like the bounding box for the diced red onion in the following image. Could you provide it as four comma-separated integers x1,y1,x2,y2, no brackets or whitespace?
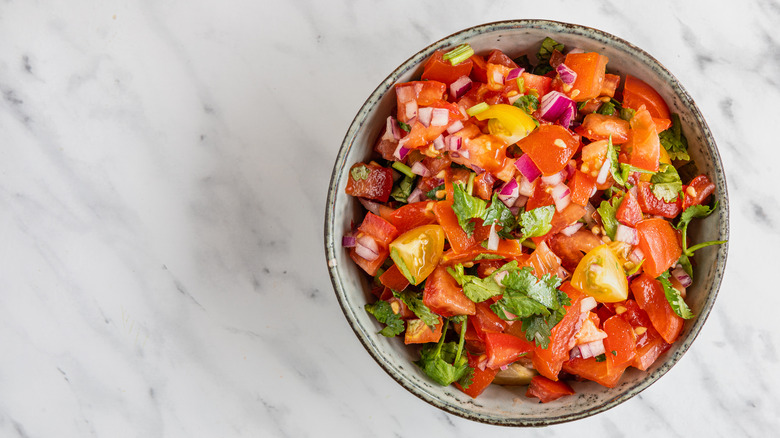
431,108,449,127
507,94,521,105
539,91,576,128
404,101,418,120
570,346,582,360
514,154,542,182
499,364,509,371
382,116,402,141
561,222,583,236
446,120,464,134
596,157,611,184
358,198,381,215
583,202,597,227
342,235,356,248
568,48,585,55
407,187,425,204
518,175,536,197
494,270,509,286
433,135,446,151
551,183,571,212
615,224,639,245
445,135,462,151
487,222,499,251
578,340,606,359
514,195,528,208
672,266,693,288
509,205,521,216
396,85,414,103
410,161,430,177
471,165,485,174
558,104,577,129
393,141,410,160
449,76,473,100
497,178,520,207
414,82,423,94
556,266,570,280
629,247,645,264
556,63,578,85
492,69,505,85
459,150,470,159
542,170,565,186
506,68,525,81
417,107,432,127
565,161,576,180
355,235,380,261
580,296,598,313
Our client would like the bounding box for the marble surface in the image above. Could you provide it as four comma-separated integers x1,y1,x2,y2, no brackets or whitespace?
1,0,778,436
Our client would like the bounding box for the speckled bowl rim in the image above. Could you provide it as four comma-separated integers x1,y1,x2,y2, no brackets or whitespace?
324,19,729,427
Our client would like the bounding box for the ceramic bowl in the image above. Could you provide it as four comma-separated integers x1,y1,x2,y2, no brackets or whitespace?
324,20,729,426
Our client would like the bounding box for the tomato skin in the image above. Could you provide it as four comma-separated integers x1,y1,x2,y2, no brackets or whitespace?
563,52,609,102
379,264,410,291
682,175,716,210
421,50,474,85
345,163,394,203
358,212,399,246
603,315,637,371
471,301,508,339
562,356,623,388
404,317,444,344
548,229,603,272
517,125,580,176
569,170,597,207
526,375,575,403
521,72,553,98
575,113,630,144
389,225,445,285
631,274,684,344
525,240,563,278
487,49,518,68
387,201,437,234
600,74,620,98
469,54,489,83
473,172,495,200
485,332,535,369
455,353,499,398
532,203,587,245
395,81,447,123
423,265,476,317
454,134,508,173
622,75,671,120
626,108,661,172
349,247,387,276
433,201,476,253
636,181,681,218
632,331,671,370
532,282,585,381
636,218,682,278
615,189,643,227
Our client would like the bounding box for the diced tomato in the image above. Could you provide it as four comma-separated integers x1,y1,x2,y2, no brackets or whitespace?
469,54,488,83
574,312,605,345
633,330,671,370
433,201,477,253
569,170,597,206
423,265,476,317
622,75,671,120
349,246,388,276
682,175,716,210
521,72,553,98
563,52,609,102
454,134,509,173
526,180,553,211
470,301,508,343
575,113,630,144
653,117,672,132
636,181,681,218
374,137,398,161
379,264,410,291
532,203,587,245
486,49,518,69
517,125,579,176
525,240,562,278
404,316,443,344
473,172,495,200
603,316,637,371
615,189,643,227
421,50,474,85
636,218,682,278
532,282,585,380
486,63,511,91
345,163,394,203
358,212,399,246
548,229,603,272
600,74,620,98
484,332,535,369
526,375,575,403
626,108,661,172
631,274,684,344
455,353,499,398
440,238,525,266
387,201,437,234
562,356,623,388
395,81,447,123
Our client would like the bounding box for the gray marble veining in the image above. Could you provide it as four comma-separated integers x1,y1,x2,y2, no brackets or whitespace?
0,0,778,437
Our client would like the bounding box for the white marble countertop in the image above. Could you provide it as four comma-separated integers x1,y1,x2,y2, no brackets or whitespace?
1,1,778,436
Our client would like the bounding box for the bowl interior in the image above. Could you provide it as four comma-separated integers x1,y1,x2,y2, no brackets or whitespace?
325,20,728,426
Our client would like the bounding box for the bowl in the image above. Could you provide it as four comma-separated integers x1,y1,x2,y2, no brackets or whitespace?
324,19,729,426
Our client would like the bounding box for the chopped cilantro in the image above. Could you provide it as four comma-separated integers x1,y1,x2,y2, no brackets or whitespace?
365,300,404,337
597,100,617,116
483,193,518,239
595,354,607,362
650,163,683,202
606,136,625,186
451,184,487,236
512,54,533,71
398,120,411,132
612,350,618,356
673,202,726,279
426,183,445,200
350,165,371,181
536,37,564,66
659,114,690,161
415,316,473,387
390,175,415,203
519,205,555,241
658,272,694,319
392,289,439,329
447,262,512,303
619,107,635,121
597,194,624,240
513,94,540,114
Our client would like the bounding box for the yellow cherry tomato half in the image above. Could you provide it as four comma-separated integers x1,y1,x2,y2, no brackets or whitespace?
571,244,629,303
475,104,537,145
389,225,445,285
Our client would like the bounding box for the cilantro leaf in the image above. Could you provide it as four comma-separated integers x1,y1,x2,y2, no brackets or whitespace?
398,120,411,132
651,163,683,202
393,289,439,329
483,193,518,239
677,202,718,232
520,205,555,240
674,202,726,279
415,318,473,387
365,300,404,337
513,94,539,114
391,175,415,203
619,107,636,121
452,183,487,236
520,316,554,349
606,136,625,186
447,262,509,303
426,183,445,200
597,194,623,240
536,37,564,65
597,100,616,116
595,354,607,362
501,269,562,310
658,272,694,319
659,114,690,161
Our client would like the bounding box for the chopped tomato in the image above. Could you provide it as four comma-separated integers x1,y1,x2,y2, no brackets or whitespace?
575,113,630,144
532,203,587,245
521,72,553,98
358,212,399,246
548,229,603,272
423,265,476,317
615,189,643,227
633,330,671,370
486,63,511,91
526,375,575,403
453,134,509,173
378,264,410,291
682,175,716,210
626,108,661,172
631,274,684,344
600,74,620,98
345,163,394,203
395,81,447,123
387,201,437,234
525,240,562,278
473,172,495,200
421,50,474,85
603,315,637,371
485,332,535,369
388,225,445,285
517,124,579,176
349,246,388,276
562,356,623,388
469,54,488,83
471,301,508,339
486,49,518,69
569,170,597,206
455,353,499,398
440,238,525,266
622,75,671,120
636,181,681,218
563,52,609,102
636,218,682,278
525,179,553,211
404,316,443,344
433,201,478,253
532,282,585,380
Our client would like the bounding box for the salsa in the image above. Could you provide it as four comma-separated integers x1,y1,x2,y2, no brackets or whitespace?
343,37,724,402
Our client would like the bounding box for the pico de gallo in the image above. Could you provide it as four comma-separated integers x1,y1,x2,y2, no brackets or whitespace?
342,37,724,402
